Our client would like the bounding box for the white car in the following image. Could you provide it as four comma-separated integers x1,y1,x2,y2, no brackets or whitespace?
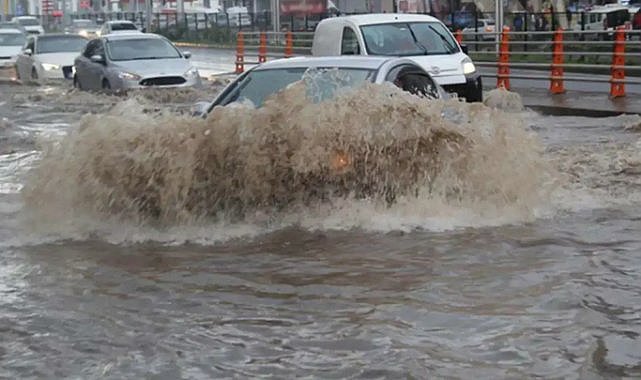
98,20,141,36
0,29,26,69
15,33,88,82
311,14,482,102
462,18,496,41
11,16,45,35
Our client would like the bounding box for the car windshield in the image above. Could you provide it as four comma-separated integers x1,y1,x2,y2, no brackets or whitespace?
73,20,96,28
106,38,181,61
361,22,459,56
0,33,25,46
222,67,375,108
111,23,137,30
17,18,39,26
36,36,88,53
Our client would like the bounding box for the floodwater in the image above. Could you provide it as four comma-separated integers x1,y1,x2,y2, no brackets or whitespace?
2,79,641,380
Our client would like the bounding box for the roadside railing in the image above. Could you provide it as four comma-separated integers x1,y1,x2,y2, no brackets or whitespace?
234,31,314,73
233,28,641,98
459,27,641,97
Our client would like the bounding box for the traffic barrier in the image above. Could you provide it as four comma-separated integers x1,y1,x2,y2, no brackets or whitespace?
455,29,462,44
550,27,565,94
285,31,294,58
258,32,267,63
610,27,626,98
497,26,510,90
235,32,244,74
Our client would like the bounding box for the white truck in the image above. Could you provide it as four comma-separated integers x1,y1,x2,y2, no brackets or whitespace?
311,13,482,102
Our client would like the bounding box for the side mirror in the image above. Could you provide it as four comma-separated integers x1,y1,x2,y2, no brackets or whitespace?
190,101,210,117
183,51,192,59
460,44,469,54
90,54,105,64
24,48,32,56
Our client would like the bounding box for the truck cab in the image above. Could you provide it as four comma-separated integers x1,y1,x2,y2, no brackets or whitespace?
311,13,482,102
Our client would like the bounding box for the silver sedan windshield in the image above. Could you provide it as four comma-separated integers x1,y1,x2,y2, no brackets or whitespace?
106,38,181,61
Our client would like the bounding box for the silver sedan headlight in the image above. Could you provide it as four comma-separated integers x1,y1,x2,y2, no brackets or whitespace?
42,63,60,71
118,71,141,81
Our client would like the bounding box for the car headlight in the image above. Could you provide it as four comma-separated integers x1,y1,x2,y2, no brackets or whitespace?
42,63,60,71
184,67,199,78
79,30,88,37
118,71,141,81
462,58,476,75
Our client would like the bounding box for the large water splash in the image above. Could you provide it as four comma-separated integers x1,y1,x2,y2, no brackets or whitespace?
21,82,559,239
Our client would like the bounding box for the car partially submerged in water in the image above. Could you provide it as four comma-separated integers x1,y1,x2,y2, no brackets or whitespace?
193,55,448,116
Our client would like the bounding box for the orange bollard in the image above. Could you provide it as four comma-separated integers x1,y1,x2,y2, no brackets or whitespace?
284,31,293,58
550,27,565,94
455,29,463,44
258,32,267,63
610,26,626,98
235,32,244,74
497,26,511,90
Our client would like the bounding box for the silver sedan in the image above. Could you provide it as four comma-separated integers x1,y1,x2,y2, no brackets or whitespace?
73,33,201,92
194,56,448,116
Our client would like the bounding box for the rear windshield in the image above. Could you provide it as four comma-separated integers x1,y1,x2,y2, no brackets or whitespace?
361,22,459,56
0,33,26,46
16,18,40,26
221,67,375,107
111,23,137,31
37,36,88,54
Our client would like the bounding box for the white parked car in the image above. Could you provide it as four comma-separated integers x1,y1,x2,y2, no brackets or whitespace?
98,20,141,36
73,33,200,91
0,29,26,69
15,34,88,82
311,14,482,102
462,18,496,41
11,16,45,35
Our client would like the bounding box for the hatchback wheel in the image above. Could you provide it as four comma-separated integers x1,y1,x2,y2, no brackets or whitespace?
102,79,111,93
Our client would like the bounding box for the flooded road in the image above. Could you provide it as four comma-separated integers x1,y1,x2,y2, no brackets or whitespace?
2,80,641,379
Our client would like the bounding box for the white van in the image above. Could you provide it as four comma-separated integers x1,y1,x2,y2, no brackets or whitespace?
311,13,482,102
574,4,631,34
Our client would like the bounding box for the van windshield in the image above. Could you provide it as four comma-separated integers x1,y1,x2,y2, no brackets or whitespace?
361,22,460,56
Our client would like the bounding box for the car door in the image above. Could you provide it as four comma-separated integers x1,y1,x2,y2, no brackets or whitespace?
15,36,35,80
88,39,107,88
75,39,96,89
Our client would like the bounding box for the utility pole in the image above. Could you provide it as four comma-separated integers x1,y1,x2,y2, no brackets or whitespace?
145,0,151,31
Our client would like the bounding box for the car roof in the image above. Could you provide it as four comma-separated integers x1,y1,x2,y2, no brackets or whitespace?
106,20,135,24
13,16,37,19
335,13,441,26
252,56,396,71
103,32,164,41
0,28,23,34
35,33,87,39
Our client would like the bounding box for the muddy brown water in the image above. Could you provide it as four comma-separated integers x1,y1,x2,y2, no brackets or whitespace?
1,82,641,379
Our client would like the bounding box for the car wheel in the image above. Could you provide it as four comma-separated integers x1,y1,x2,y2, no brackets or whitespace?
31,67,38,82
73,75,82,90
102,79,111,93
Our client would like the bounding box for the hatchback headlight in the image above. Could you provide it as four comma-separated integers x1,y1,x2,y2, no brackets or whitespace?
118,71,141,81
184,67,199,78
42,63,60,71
462,58,476,75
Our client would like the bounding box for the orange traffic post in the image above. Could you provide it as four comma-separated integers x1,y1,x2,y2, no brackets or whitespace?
610,26,626,98
258,32,267,63
497,26,511,90
455,29,462,44
550,27,565,94
284,31,293,58
235,32,245,74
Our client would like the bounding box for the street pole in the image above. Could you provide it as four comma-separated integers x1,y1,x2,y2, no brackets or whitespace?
145,0,151,31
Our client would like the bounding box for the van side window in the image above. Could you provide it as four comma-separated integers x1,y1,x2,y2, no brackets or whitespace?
341,27,360,55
